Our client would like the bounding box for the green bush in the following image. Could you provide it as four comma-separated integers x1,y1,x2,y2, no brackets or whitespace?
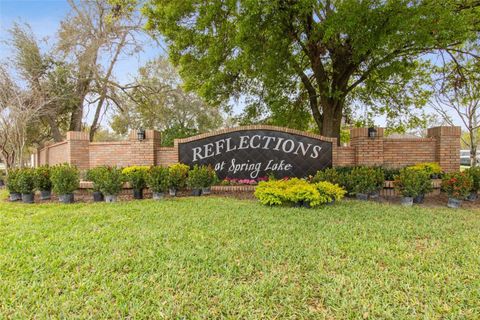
441,172,473,199
254,178,346,207
98,166,124,196
312,167,354,194
312,168,343,185
187,165,217,189
349,167,384,195
168,163,190,190
51,164,80,195
86,166,108,192
383,167,401,181
6,168,21,194
394,168,432,197
122,166,149,190
147,166,169,193
17,168,36,194
34,166,52,191
315,181,347,202
409,162,443,178
465,166,480,192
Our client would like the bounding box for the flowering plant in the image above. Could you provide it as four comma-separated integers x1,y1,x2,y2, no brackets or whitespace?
220,176,269,186
441,172,472,199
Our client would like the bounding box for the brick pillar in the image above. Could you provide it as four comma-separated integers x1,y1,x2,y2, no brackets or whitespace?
350,127,385,167
427,126,461,172
129,130,161,166
67,131,90,170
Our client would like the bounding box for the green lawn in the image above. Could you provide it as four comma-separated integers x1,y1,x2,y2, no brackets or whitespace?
1,194,479,319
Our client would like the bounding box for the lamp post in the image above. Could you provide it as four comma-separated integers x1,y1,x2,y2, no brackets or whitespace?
137,129,146,141
368,127,377,139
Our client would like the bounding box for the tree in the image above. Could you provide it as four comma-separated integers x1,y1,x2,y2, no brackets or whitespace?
0,66,54,168
111,57,224,145
143,0,479,143
431,49,480,166
58,0,146,141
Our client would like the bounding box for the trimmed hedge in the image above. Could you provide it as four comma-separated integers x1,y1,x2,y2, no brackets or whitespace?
254,178,345,208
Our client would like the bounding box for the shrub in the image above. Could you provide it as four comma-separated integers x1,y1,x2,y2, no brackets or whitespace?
51,164,80,195
349,166,384,195
315,181,346,202
204,166,218,187
168,163,190,190
34,166,52,191
187,165,217,189
147,166,169,193
6,168,21,194
312,168,343,185
394,168,432,198
383,167,401,181
465,166,480,192
254,178,346,207
441,172,472,199
312,167,354,194
98,166,124,196
122,166,149,190
17,168,36,194
409,162,443,178
187,165,204,189
86,166,108,192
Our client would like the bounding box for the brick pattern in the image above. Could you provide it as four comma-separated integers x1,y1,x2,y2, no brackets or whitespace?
36,126,461,173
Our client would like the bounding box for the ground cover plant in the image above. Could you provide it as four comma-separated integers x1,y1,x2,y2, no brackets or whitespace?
0,193,479,318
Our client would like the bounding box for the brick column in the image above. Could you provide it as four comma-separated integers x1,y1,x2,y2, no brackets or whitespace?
350,127,385,167
129,130,161,166
67,131,90,170
427,126,461,172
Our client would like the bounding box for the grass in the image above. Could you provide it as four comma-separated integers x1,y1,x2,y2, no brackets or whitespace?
1,193,479,319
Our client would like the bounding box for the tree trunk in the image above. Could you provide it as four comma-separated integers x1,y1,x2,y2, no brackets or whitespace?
470,129,477,167
43,115,64,142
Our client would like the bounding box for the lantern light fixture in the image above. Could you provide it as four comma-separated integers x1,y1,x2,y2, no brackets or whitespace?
137,129,146,141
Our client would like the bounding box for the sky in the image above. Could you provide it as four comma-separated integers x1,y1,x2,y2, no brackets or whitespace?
0,0,166,128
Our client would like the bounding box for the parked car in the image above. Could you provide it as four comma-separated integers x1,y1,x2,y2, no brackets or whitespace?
460,150,480,166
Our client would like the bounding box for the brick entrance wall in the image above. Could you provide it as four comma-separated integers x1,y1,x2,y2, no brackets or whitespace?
35,126,461,172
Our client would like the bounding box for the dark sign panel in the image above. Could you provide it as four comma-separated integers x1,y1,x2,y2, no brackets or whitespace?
178,129,332,180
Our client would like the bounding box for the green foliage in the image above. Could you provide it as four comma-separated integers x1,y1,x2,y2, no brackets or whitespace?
383,168,401,181
466,166,480,192
312,168,344,186
168,163,189,190
34,166,52,191
144,0,478,138
97,167,124,196
394,168,432,198
110,58,223,145
254,178,345,207
6,168,21,194
349,167,385,195
17,168,36,194
441,172,473,199
147,166,169,193
187,165,217,189
51,164,80,195
86,166,108,192
122,166,149,190
315,181,347,202
408,162,443,178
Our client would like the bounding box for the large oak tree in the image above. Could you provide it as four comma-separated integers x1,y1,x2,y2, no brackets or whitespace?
144,0,479,142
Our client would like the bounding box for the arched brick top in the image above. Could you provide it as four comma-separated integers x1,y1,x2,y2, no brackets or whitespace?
174,125,337,146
